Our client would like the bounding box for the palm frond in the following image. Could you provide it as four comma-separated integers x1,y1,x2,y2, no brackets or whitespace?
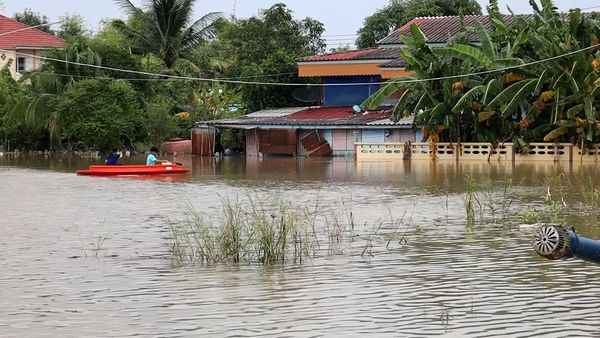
113,0,143,16
180,12,223,50
112,19,154,52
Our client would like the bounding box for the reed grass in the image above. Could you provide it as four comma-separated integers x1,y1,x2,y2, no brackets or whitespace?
170,195,408,266
463,175,479,226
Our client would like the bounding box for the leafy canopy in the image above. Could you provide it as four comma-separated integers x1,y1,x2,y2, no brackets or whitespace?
206,3,325,111
13,8,54,34
53,78,144,151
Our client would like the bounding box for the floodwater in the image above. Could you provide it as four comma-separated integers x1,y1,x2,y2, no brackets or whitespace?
1,154,600,337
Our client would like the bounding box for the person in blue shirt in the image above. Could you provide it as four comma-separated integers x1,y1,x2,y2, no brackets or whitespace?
105,148,121,165
146,146,162,165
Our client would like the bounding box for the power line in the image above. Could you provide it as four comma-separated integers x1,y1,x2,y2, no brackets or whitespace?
0,20,63,37
580,5,600,11
6,41,599,87
29,71,297,81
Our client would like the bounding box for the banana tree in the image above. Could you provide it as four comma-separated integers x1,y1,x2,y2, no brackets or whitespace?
482,2,600,148
362,24,481,143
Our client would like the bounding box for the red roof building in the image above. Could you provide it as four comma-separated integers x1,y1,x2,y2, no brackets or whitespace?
0,14,66,79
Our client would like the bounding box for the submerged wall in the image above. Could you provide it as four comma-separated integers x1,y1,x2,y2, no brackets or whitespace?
191,126,216,156
356,142,600,163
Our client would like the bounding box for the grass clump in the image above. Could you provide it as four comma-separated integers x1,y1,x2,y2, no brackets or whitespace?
170,196,317,266
170,195,411,266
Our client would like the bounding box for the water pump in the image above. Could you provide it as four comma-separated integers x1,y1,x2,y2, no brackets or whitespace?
533,224,600,263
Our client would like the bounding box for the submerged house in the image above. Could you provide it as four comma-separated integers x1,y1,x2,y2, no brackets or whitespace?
0,14,66,80
194,15,523,157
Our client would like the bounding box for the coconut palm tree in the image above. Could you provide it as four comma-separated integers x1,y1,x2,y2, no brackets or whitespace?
112,0,221,68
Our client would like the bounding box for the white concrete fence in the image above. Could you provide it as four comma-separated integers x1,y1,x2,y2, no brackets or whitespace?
355,142,600,162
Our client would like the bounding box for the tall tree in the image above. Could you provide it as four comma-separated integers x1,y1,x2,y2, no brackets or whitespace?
57,14,89,41
356,0,482,48
13,8,54,34
54,78,144,151
207,3,325,111
112,0,221,68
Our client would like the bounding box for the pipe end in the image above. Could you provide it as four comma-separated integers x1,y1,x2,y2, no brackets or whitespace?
533,224,570,260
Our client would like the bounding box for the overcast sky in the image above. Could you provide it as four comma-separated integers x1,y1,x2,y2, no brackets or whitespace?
2,0,599,47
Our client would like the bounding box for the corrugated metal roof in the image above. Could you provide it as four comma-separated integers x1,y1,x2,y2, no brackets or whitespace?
297,47,401,62
378,14,534,45
286,106,383,120
367,115,415,126
246,107,308,117
203,106,411,128
380,58,407,68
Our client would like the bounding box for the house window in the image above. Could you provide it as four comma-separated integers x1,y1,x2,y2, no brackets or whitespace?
17,57,26,73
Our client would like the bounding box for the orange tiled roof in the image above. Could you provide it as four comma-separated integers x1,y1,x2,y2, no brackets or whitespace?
0,14,65,49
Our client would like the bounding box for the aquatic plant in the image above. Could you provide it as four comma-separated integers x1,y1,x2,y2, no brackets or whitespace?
170,196,409,266
463,175,480,226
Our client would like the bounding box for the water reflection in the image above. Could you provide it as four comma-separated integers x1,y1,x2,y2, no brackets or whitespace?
1,155,600,337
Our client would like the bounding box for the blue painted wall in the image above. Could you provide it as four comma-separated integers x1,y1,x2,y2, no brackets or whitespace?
323,76,380,107
361,129,385,143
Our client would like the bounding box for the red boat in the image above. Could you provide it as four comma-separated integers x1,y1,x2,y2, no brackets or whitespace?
76,162,190,176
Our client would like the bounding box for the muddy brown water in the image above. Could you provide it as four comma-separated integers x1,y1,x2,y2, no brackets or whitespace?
1,154,600,337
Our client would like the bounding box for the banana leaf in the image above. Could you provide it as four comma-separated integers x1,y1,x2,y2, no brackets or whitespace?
391,89,412,120
584,96,594,123
566,103,583,118
486,79,536,116
478,111,496,122
452,85,486,113
361,80,406,110
434,44,491,68
475,22,497,60
482,79,501,106
543,126,568,141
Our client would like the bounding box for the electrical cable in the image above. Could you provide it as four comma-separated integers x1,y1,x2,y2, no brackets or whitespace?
4,41,599,87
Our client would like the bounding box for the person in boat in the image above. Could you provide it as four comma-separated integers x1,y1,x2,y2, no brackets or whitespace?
146,146,165,165
105,148,121,165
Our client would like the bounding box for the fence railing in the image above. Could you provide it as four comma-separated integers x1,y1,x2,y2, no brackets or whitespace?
355,142,600,162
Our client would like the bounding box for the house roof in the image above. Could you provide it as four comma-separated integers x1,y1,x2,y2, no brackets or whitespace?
298,12,599,77
297,47,401,63
367,115,414,126
285,106,389,124
379,14,578,45
296,47,406,77
203,106,412,128
0,14,66,49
